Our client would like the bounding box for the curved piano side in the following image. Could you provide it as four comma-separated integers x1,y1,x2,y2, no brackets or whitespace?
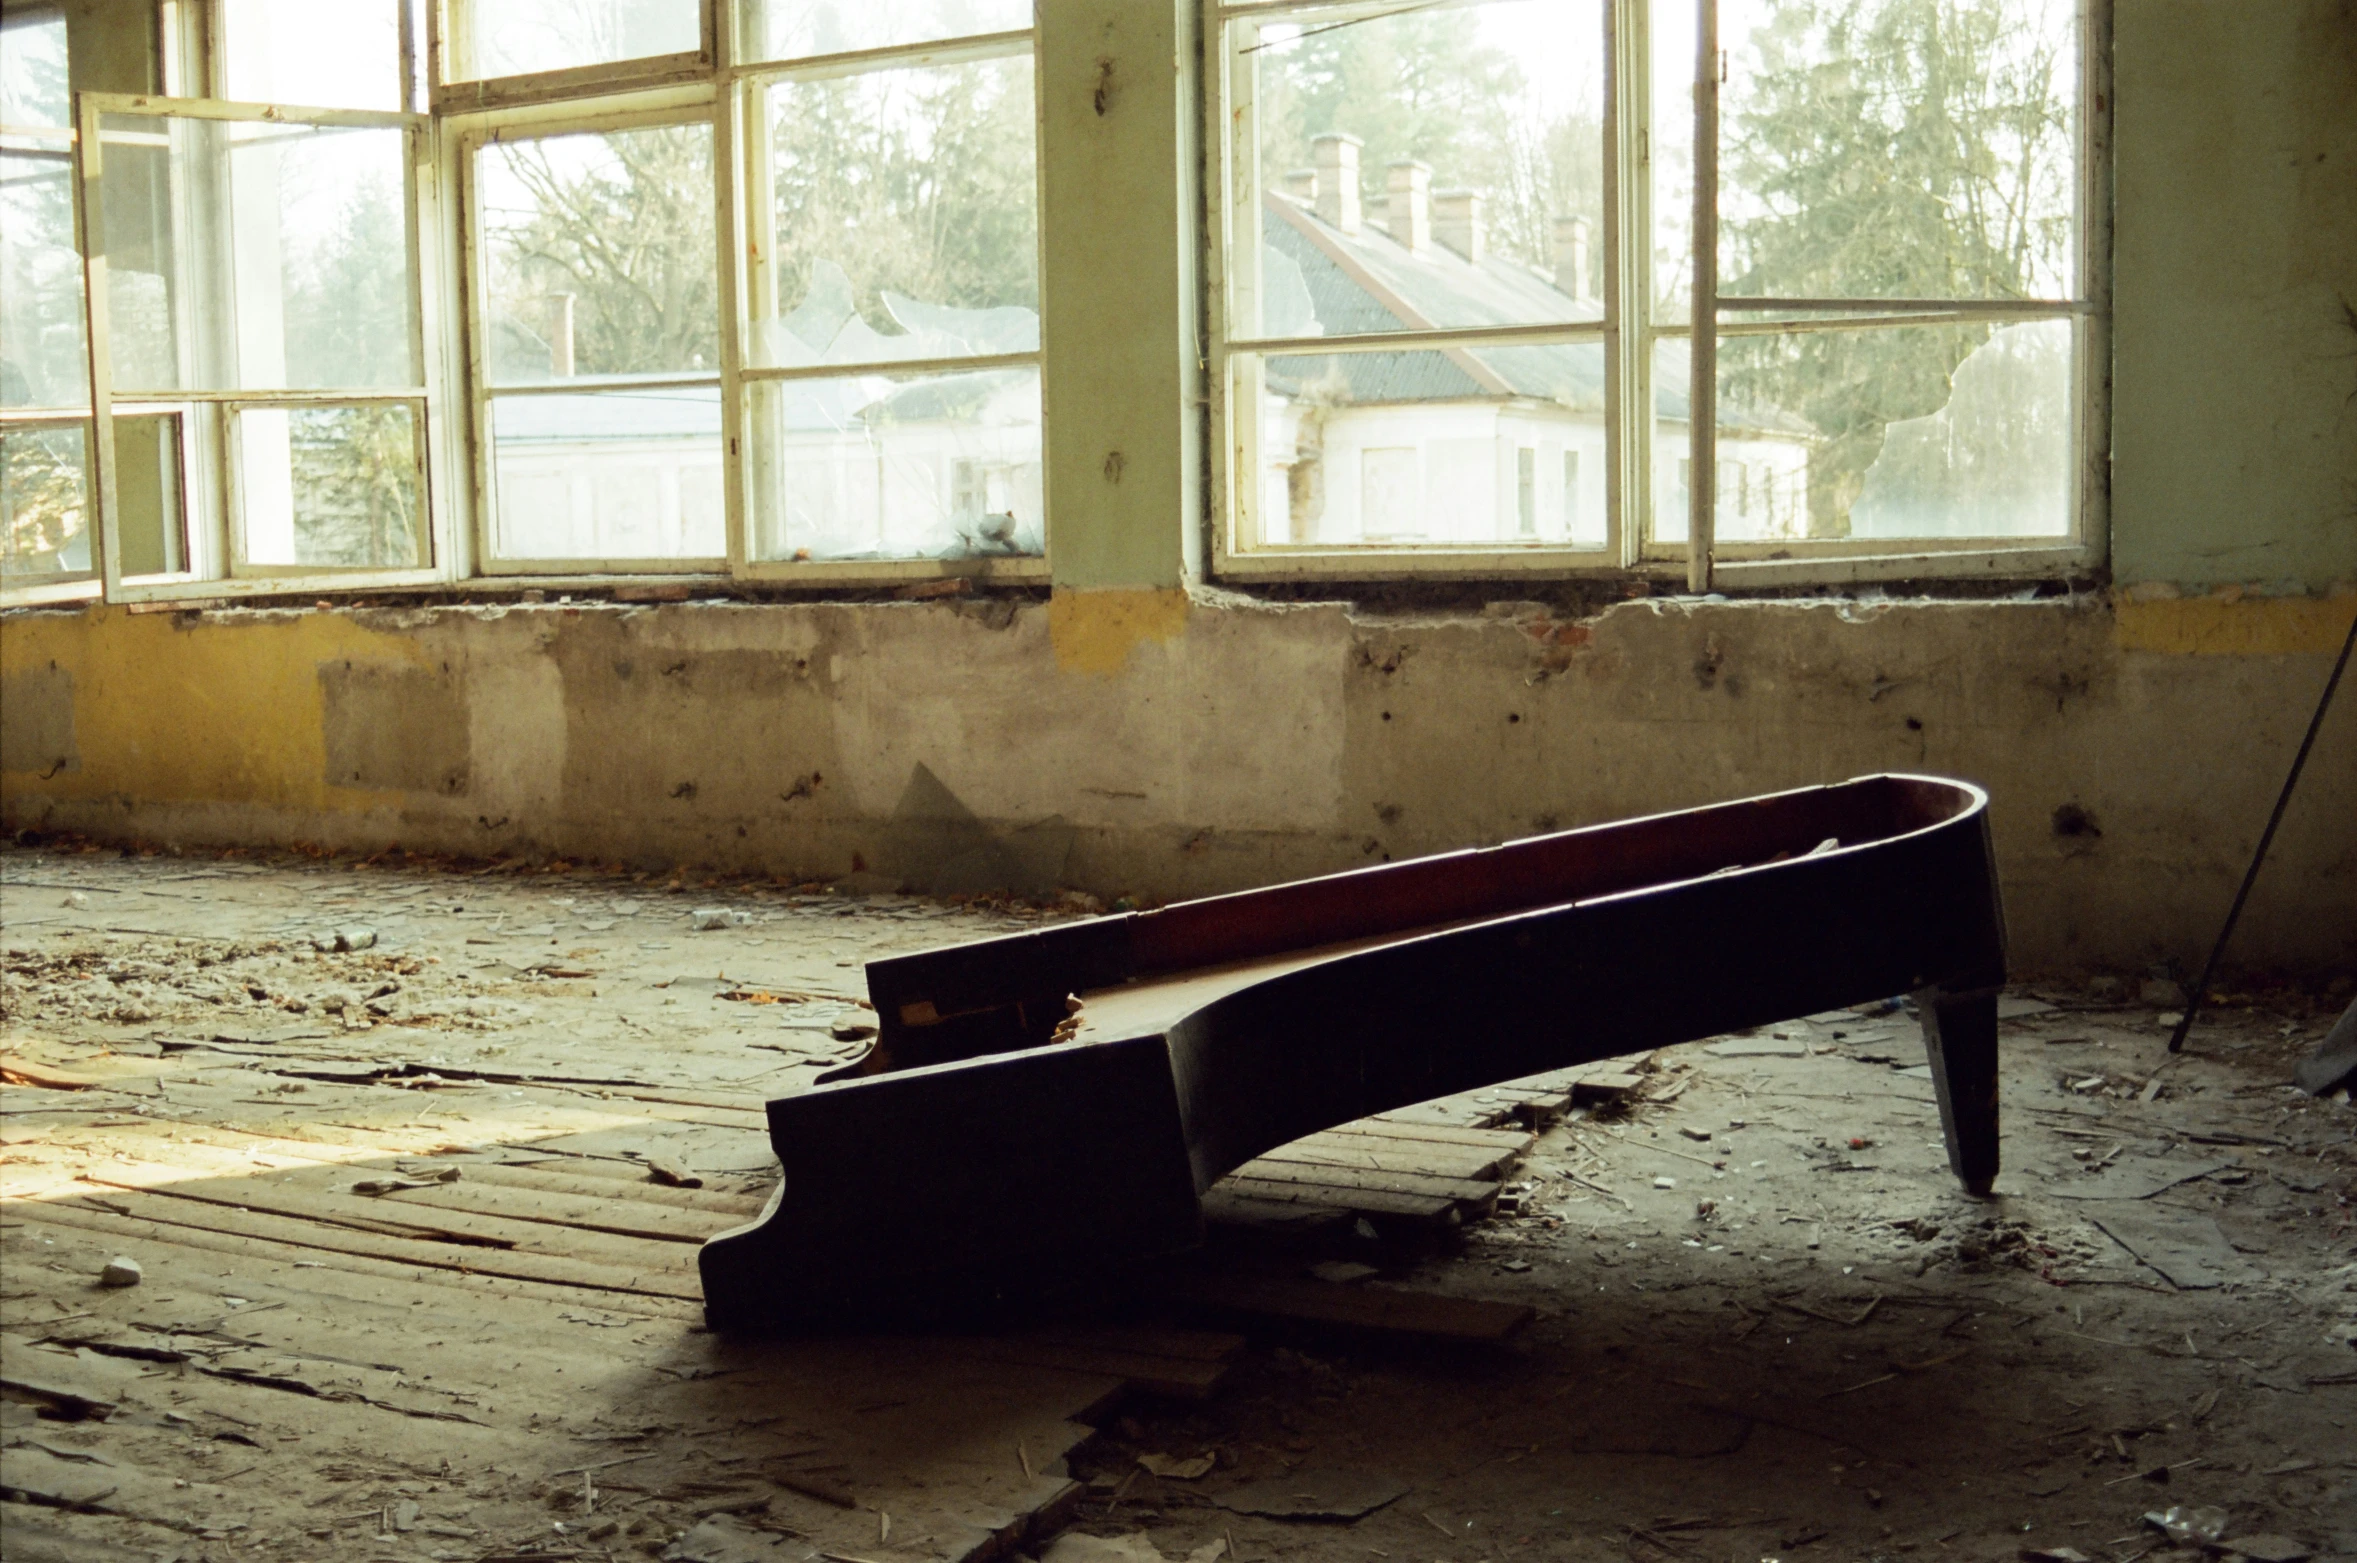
699,774,2005,1331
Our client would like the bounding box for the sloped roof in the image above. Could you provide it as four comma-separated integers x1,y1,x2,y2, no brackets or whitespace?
1260,192,1607,411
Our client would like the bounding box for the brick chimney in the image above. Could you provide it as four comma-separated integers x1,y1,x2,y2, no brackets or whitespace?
1283,168,1317,204
1552,215,1593,302
1313,133,1360,233
1433,189,1483,262
1387,160,1431,254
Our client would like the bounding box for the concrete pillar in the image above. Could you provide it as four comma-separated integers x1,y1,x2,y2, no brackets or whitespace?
1038,0,1203,589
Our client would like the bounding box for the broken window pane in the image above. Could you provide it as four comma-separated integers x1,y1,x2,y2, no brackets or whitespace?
235,403,424,568
753,56,1037,372
95,114,418,394
737,0,1029,64
461,0,699,81
480,122,717,384
747,367,1040,563
1718,0,2079,302
221,0,406,111
1239,0,1606,340
1244,343,1606,549
490,387,723,561
1708,317,2071,541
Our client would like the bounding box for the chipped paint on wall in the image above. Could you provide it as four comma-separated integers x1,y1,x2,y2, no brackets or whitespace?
2113,593,2357,656
1046,587,1191,674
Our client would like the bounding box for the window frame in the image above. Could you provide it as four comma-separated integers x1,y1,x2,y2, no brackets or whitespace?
1,5,101,605
1203,0,2113,588
68,90,453,606
452,90,731,575
721,21,1050,587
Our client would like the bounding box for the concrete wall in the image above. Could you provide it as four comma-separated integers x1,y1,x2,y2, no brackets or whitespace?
2111,0,2357,592
4,591,2353,976
5,1,2355,980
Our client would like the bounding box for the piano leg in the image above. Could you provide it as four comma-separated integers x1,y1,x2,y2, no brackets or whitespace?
1915,985,2000,1196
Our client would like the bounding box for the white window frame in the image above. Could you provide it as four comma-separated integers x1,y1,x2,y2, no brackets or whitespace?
1205,0,2112,588
723,21,1048,586
452,91,729,576
438,3,1051,588
70,91,453,606
1,5,101,607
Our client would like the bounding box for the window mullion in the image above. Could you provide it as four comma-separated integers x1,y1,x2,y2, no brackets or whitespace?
72,91,123,599
715,79,746,577
1687,0,1717,593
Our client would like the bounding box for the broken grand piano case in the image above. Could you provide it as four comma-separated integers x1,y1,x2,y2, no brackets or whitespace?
700,773,2007,1330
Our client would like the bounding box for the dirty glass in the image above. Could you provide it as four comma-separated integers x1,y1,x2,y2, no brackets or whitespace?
1717,0,2079,302
737,0,1029,64
489,387,723,561
236,404,425,568
220,0,406,111
752,56,1037,373
462,0,699,80
1237,0,1607,341
95,115,417,394
478,123,717,385
1241,345,1606,549
1,423,88,580
746,367,1040,562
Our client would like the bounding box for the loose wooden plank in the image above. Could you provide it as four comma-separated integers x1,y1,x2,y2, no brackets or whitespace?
1316,1118,1538,1153
22,1189,706,1302
1224,1158,1501,1207
3,1198,703,1322
469,1158,769,1217
1197,1187,1353,1233
1252,1134,1520,1183
1176,1272,1534,1343
348,1173,728,1246
1212,1176,1458,1222
79,1161,702,1274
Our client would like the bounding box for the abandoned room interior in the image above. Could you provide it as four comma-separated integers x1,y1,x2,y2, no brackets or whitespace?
1,0,2353,1559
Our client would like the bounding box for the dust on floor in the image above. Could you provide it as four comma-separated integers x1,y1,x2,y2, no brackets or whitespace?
2,841,2352,1563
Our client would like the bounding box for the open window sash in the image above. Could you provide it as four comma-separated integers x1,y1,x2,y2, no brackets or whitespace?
73,92,448,603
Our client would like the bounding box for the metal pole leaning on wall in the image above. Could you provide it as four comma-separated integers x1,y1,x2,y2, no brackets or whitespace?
2168,607,2357,1054
1687,0,1717,594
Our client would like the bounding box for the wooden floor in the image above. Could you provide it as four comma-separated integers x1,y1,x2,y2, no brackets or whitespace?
1,1012,1584,1560
0,850,1615,1559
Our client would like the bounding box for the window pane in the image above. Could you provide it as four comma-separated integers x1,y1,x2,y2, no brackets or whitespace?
753,56,1037,372
1,140,86,408
0,9,70,129
739,0,1030,63
747,368,1040,562
464,0,699,81
97,115,418,394
480,124,716,384
1651,0,1695,322
490,388,722,560
114,412,187,576
1239,0,1605,340
1242,344,1606,548
236,403,424,567
0,423,89,579
221,0,405,111
1719,0,2078,301
1709,318,2071,541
